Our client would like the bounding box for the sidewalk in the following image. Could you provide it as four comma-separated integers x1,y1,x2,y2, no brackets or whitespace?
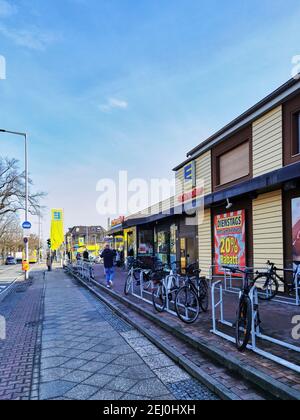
0,270,44,400
91,265,300,396
38,269,218,400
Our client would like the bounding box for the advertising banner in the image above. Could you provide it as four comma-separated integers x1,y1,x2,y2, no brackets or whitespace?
214,210,246,275
50,209,64,251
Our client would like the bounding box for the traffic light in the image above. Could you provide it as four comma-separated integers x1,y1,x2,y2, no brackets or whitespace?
47,239,51,249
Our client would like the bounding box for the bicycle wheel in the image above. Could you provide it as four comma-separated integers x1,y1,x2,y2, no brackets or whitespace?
152,283,167,313
124,273,133,295
175,286,200,324
199,279,209,312
255,274,279,301
236,296,252,351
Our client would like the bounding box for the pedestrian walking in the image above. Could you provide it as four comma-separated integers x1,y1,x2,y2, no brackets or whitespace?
83,249,89,261
46,254,52,272
101,244,116,288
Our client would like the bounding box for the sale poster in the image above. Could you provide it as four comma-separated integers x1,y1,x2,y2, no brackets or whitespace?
214,210,246,275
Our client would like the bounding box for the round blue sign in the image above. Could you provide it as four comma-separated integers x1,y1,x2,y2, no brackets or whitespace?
22,221,32,230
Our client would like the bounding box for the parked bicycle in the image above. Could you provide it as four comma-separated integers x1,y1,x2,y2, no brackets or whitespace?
174,267,209,324
152,261,182,313
255,260,300,301
223,265,261,351
124,258,153,296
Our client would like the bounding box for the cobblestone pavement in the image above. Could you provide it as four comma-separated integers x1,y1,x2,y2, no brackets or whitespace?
0,270,44,400
92,265,300,395
38,269,218,400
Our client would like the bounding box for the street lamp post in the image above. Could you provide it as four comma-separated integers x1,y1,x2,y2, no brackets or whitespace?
0,129,29,280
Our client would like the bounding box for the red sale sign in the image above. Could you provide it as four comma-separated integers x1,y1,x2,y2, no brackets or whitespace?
214,210,246,275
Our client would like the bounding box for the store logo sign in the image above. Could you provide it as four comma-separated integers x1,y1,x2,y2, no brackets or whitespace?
184,161,196,186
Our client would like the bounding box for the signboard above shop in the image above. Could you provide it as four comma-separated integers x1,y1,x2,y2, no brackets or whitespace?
111,216,125,229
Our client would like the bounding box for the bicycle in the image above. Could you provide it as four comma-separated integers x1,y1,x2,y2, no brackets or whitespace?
174,266,209,324
152,261,182,313
124,258,153,296
255,260,300,301
223,265,261,351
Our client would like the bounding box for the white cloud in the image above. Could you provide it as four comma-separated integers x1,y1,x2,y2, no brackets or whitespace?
0,0,17,18
0,23,59,50
99,97,128,113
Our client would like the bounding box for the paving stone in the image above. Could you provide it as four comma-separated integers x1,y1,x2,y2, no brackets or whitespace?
93,353,119,364
129,378,170,398
119,364,157,380
63,370,93,384
153,366,190,384
100,363,129,376
106,377,138,393
41,356,70,370
76,351,100,361
61,359,88,370
143,354,174,370
64,384,98,400
89,389,123,400
40,367,73,382
127,337,152,348
113,354,144,367
40,380,75,400
80,361,107,373
83,373,114,387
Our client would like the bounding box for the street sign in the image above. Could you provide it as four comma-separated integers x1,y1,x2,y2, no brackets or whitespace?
23,237,29,244
22,221,32,230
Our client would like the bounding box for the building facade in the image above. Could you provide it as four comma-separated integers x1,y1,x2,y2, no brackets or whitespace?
172,77,300,275
66,225,106,258
120,76,300,276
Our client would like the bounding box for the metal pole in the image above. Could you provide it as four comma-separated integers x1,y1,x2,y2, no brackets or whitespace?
0,130,29,281
24,134,29,280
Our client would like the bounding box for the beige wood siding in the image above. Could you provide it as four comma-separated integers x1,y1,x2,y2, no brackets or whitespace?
253,106,283,177
175,167,185,196
253,190,284,269
196,150,212,195
198,208,212,276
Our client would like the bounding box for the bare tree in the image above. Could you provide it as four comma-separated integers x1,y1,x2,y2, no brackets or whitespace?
0,157,45,218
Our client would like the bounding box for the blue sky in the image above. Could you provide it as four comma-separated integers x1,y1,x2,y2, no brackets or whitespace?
0,0,300,236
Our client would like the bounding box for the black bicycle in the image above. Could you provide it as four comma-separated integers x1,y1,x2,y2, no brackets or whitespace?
223,265,261,351
174,267,209,324
255,260,300,301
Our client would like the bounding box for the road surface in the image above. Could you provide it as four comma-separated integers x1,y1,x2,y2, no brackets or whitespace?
0,264,23,295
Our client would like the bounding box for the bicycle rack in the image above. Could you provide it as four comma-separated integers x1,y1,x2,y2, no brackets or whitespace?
211,281,300,374
128,270,185,318
210,264,300,307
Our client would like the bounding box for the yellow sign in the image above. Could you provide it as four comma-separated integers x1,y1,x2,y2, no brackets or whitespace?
50,209,64,251
22,260,29,272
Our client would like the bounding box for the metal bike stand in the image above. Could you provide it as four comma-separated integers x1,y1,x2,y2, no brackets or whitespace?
211,281,300,374
211,281,235,343
248,287,300,373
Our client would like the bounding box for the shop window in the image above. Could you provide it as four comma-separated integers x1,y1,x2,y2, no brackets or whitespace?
218,142,250,186
138,229,154,256
293,112,300,156
156,230,170,264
